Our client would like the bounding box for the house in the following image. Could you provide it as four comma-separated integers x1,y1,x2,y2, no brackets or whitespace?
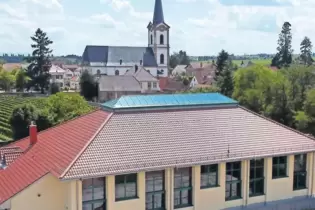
171,65,187,76
97,75,142,102
159,77,189,93
2,93,315,210
125,66,160,92
186,62,216,87
82,0,169,78
49,65,66,88
70,76,80,91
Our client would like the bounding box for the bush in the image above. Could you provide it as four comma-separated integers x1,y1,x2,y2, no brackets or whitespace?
50,83,60,94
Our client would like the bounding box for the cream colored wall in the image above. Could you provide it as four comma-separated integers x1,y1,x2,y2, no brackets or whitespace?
10,174,76,210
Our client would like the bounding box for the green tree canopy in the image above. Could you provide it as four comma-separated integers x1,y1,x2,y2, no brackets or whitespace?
169,50,190,69
300,36,314,66
27,28,53,93
80,70,98,101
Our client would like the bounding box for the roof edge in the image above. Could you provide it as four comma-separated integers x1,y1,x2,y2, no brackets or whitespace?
239,106,315,141
4,109,102,149
59,112,114,179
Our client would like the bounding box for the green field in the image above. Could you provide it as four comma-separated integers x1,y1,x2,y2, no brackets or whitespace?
0,95,46,142
232,59,272,66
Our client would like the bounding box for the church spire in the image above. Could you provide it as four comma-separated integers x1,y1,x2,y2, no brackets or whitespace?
152,0,165,25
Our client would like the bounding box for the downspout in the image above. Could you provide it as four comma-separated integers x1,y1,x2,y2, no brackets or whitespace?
170,168,173,210
311,153,315,197
245,160,249,206
76,180,79,210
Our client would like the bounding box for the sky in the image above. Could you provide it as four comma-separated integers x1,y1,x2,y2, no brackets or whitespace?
1,0,315,56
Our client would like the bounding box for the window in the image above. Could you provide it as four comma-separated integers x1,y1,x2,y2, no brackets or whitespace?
160,54,164,64
82,178,105,210
97,70,101,75
160,34,164,45
200,164,218,188
225,161,242,200
146,171,165,210
272,156,287,179
115,70,119,75
294,154,307,190
115,174,137,201
249,159,264,197
152,82,157,88
140,60,143,65
150,34,153,45
119,59,122,65
174,167,192,208
148,82,152,89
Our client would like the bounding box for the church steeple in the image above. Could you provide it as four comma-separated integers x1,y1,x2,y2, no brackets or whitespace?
152,0,165,25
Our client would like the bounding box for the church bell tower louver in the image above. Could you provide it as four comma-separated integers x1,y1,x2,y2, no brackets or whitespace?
147,0,170,77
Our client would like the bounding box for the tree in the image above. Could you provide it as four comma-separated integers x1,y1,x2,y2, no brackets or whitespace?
217,60,234,97
50,83,60,94
80,70,98,101
0,67,15,91
27,28,53,93
300,36,314,66
272,22,293,68
182,86,220,93
15,68,31,92
169,50,190,68
215,50,229,81
47,92,93,123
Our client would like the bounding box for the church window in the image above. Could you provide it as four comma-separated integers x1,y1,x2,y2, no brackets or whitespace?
119,59,122,65
160,54,164,64
160,34,164,45
97,69,101,75
115,70,119,75
150,34,153,45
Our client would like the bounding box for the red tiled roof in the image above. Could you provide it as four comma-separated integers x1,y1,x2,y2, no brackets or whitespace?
0,146,24,167
0,110,111,204
63,106,315,180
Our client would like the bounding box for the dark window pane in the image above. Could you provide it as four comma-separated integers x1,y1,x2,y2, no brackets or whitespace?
250,168,255,180
115,175,125,184
82,179,93,189
255,167,264,178
126,182,137,197
146,194,153,210
82,188,93,201
174,191,180,206
174,176,182,188
278,164,287,176
226,162,232,171
94,178,104,187
126,174,137,183
210,164,218,172
83,203,92,210
154,193,163,208
181,190,189,205
93,187,105,200
182,174,190,187
233,162,241,169
232,170,241,180
146,180,154,192
201,165,207,174
255,179,264,194
115,183,125,199
272,165,278,177
93,202,105,210
154,178,163,191
279,156,286,164
272,157,278,165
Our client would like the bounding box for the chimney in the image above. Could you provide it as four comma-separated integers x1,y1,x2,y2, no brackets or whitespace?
30,121,38,145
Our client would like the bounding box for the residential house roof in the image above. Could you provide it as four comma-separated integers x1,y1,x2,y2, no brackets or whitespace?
125,67,158,82
2,93,315,204
49,65,66,75
172,65,187,75
82,46,158,67
98,75,142,92
159,77,189,92
0,110,111,204
186,64,216,85
0,147,23,167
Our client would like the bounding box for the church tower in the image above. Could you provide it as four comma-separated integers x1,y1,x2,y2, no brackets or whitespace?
147,0,170,77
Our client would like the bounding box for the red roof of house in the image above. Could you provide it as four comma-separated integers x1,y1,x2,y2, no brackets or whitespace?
0,110,111,204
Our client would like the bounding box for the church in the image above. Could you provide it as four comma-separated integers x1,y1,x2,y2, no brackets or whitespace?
82,0,170,78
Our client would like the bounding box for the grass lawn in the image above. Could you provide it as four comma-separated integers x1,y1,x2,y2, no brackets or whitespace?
232,59,272,66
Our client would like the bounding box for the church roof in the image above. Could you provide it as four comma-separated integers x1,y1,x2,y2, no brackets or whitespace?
153,0,165,25
82,46,158,67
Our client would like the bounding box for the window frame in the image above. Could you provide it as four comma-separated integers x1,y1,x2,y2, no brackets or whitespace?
82,178,106,210
200,164,219,189
160,54,164,64
174,167,193,209
225,161,242,201
145,171,165,210
293,154,307,190
249,159,264,197
272,156,288,179
160,34,164,45
152,82,157,88
115,174,138,201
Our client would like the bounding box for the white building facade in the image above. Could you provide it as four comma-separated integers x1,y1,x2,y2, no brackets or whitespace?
82,0,169,78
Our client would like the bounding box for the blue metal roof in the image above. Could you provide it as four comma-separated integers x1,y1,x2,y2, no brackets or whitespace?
153,0,165,25
102,93,238,111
